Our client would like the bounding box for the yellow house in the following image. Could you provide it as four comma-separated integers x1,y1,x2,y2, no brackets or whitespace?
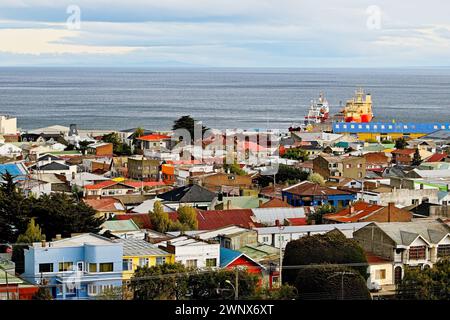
121,238,175,280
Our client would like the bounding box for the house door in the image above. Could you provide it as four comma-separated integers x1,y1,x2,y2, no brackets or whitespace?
394,266,402,284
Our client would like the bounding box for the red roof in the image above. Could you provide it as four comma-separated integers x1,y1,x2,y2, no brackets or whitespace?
195,209,261,230
391,148,416,155
259,198,292,208
137,134,171,142
84,180,120,190
425,153,447,163
83,198,124,212
284,181,352,196
286,217,308,226
324,202,384,223
365,253,390,264
363,152,389,164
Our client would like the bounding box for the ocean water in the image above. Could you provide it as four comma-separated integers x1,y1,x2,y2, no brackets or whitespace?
0,67,449,131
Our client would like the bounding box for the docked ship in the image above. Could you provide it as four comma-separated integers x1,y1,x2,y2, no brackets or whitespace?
340,88,374,123
304,92,330,125
289,93,330,131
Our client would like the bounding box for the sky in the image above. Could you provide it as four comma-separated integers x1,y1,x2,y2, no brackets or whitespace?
0,0,450,67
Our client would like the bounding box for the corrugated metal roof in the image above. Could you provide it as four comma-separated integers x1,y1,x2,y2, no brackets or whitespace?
121,238,170,257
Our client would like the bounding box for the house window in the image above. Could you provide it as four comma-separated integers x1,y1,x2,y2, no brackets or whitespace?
122,259,133,271
375,269,386,280
437,245,450,258
408,246,426,260
186,259,198,268
206,258,217,267
58,262,74,272
139,258,149,267
412,199,419,205
99,263,114,272
88,284,98,296
156,257,167,265
262,236,269,243
39,263,53,273
89,263,97,273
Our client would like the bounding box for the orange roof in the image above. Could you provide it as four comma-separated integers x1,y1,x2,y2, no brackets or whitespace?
84,180,119,190
83,198,125,212
366,253,390,264
363,152,389,164
324,202,384,223
286,217,308,226
137,134,171,142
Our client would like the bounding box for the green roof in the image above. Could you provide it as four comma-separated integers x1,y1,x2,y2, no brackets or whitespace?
238,244,279,261
48,150,82,155
102,219,140,232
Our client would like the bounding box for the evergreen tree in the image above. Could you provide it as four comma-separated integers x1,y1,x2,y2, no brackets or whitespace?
172,115,208,142
395,137,408,149
412,148,422,166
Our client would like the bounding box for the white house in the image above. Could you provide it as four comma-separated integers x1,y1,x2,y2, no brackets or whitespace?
158,236,220,269
0,143,22,158
255,222,370,249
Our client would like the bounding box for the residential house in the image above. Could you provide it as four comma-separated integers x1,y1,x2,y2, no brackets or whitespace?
158,184,217,210
353,219,450,287
282,181,356,208
86,142,113,157
83,180,168,198
121,238,174,280
323,202,412,224
0,115,17,135
187,225,258,250
363,152,390,173
313,154,366,180
219,247,264,280
30,161,77,176
196,172,253,194
83,198,126,219
100,220,144,239
127,156,160,181
255,222,370,249
157,236,220,269
0,257,38,300
357,187,439,207
23,234,123,300
0,143,22,158
391,149,417,165
137,133,172,154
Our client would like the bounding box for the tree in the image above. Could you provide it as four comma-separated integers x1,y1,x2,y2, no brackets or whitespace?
223,163,246,176
256,164,308,187
0,171,31,243
397,259,450,300
102,132,132,156
253,284,298,300
149,201,171,233
129,263,259,300
172,115,208,142
308,203,336,225
32,193,104,240
395,137,408,149
78,140,92,155
12,218,45,273
130,263,189,300
412,148,422,166
307,173,326,186
282,148,309,162
177,206,198,230
32,280,53,300
294,265,370,300
282,232,368,285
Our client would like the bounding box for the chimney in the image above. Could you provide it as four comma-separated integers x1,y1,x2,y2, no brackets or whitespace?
349,204,355,215
55,234,62,240
227,200,231,210
387,202,395,222
41,240,46,248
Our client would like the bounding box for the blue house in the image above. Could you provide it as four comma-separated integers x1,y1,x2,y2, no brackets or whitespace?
282,181,356,208
23,233,123,300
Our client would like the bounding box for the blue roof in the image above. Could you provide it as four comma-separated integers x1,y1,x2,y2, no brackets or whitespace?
333,122,450,134
220,247,243,268
0,163,27,180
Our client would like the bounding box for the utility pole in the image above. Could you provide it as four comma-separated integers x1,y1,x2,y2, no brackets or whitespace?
234,267,239,300
276,220,285,287
328,271,354,300
0,265,10,300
